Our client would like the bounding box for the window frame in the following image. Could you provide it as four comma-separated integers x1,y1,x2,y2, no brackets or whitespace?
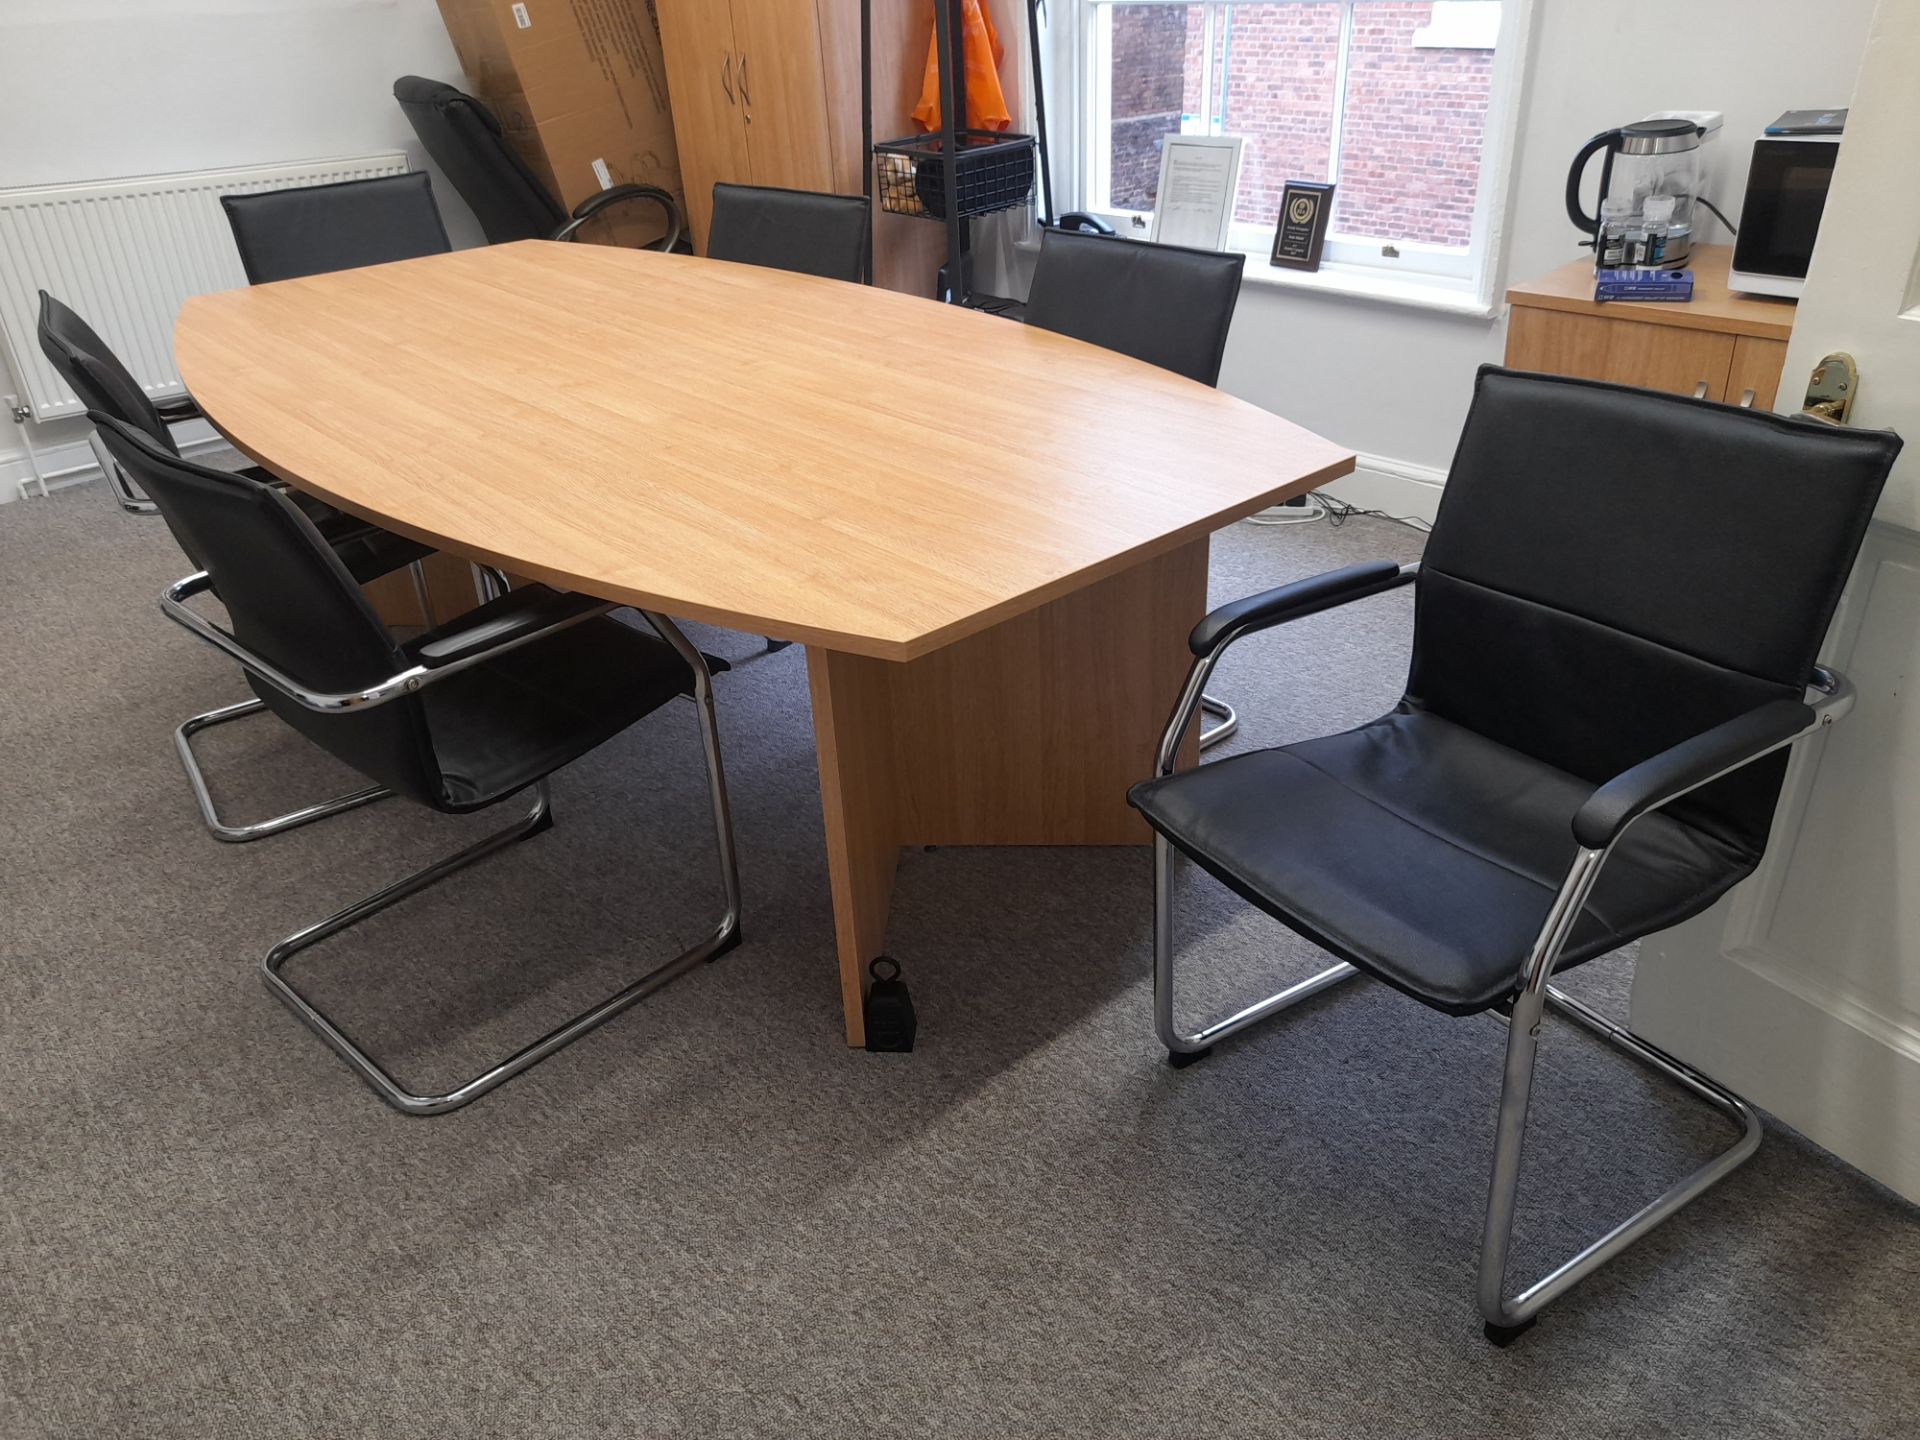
1044,0,1533,313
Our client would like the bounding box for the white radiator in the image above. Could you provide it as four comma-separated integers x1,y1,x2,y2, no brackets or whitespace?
0,152,409,424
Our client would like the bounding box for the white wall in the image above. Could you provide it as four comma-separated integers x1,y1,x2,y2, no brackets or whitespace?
0,1,1881,509
1008,0,1880,518
0,0,483,498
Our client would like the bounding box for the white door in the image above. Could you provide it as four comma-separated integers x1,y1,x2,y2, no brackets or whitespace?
1631,0,1920,1203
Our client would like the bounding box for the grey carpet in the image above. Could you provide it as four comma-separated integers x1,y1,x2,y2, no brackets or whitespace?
1,485,1915,1439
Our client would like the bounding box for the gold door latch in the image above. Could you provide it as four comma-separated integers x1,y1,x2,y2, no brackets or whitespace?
1800,352,1859,425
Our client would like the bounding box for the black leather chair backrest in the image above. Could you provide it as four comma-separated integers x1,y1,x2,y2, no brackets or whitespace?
393,76,567,245
221,173,453,285
37,291,173,450
91,415,443,805
1024,229,1246,386
1411,366,1900,856
706,183,871,283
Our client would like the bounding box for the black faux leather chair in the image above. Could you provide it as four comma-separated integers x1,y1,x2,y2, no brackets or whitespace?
1130,367,1901,1340
1025,227,1247,746
707,183,870,283
221,172,453,285
1026,227,1244,387
37,290,437,843
35,290,191,516
393,76,682,252
94,414,742,1116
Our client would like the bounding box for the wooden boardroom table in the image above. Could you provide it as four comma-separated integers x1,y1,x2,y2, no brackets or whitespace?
175,241,1353,1046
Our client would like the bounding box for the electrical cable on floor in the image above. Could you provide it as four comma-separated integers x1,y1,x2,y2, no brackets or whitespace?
1319,494,1433,534
1242,493,1432,534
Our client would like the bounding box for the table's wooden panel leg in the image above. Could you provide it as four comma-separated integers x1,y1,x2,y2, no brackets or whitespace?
360,552,489,628
886,536,1207,845
806,538,1207,1046
807,646,902,1048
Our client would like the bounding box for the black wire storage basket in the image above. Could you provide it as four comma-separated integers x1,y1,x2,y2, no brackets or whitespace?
873,131,1037,221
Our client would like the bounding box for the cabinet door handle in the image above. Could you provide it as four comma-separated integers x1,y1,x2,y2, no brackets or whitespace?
1739,387,1757,408
721,53,735,104
1693,380,1710,399
738,52,751,106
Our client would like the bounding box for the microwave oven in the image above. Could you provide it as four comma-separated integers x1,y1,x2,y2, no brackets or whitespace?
1729,118,1842,298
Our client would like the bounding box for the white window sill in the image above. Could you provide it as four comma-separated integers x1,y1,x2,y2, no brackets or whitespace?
1010,235,1497,319
1237,259,1497,318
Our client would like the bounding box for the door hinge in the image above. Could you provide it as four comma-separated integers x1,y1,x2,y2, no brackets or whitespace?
1799,351,1858,425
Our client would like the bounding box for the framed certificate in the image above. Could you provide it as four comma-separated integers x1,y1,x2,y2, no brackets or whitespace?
1270,181,1336,271
1149,135,1246,252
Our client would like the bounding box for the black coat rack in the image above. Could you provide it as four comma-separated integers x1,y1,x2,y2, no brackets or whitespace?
860,0,1067,306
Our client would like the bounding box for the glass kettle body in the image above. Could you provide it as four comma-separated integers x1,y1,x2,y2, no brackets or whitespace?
1566,116,1710,267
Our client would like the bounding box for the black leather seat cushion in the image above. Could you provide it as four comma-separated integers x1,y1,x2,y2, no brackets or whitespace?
411,606,708,811
1129,707,1756,1015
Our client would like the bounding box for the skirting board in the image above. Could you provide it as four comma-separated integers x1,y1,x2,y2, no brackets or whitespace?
1,423,227,503
1320,452,1447,526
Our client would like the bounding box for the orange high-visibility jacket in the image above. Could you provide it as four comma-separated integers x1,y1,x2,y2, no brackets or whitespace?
911,0,1012,133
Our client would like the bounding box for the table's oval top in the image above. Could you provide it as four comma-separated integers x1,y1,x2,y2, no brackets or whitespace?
177,241,1353,660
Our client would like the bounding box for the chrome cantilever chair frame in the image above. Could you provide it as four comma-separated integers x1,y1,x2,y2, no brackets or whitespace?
88,428,158,515
162,572,741,1116
1148,559,1857,1339
174,698,392,842
1197,693,1237,749
548,184,682,250
170,564,510,843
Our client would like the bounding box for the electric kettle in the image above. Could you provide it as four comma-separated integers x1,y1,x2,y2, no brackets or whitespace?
1566,114,1720,266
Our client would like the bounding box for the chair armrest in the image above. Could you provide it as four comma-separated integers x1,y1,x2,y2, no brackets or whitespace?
554,185,683,252
1189,560,1414,656
162,571,617,713
413,586,614,668
1572,699,1818,848
155,395,203,424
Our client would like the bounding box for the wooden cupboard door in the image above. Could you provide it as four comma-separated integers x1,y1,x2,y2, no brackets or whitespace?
1727,335,1790,411
657,0,751,255
730,0,837,193
1506,307,1736,400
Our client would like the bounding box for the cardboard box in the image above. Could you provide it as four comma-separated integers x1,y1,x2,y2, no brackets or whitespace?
433,0,685,249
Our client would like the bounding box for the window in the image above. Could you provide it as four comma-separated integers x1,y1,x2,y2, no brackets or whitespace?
1060,0,1525,307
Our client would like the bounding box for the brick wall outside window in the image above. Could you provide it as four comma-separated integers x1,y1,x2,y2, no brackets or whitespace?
1105,2,1494,248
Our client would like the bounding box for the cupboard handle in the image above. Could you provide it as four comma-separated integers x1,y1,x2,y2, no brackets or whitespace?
738,52,751,106
721,53,734,104
1693,381,1710,400
1739,387,1757,408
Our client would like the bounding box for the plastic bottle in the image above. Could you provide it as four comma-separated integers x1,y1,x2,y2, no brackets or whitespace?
1598,197,1632,268
1624,214,1650,268
1643,195,1676,266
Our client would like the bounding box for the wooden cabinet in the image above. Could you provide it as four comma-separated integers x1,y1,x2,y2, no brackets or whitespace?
658,0,836,252
656,0,754,253
1505,245,1796,408
658,0,942,294
1508,309,1736,401
728,0,838,195
1727,335,1791,411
